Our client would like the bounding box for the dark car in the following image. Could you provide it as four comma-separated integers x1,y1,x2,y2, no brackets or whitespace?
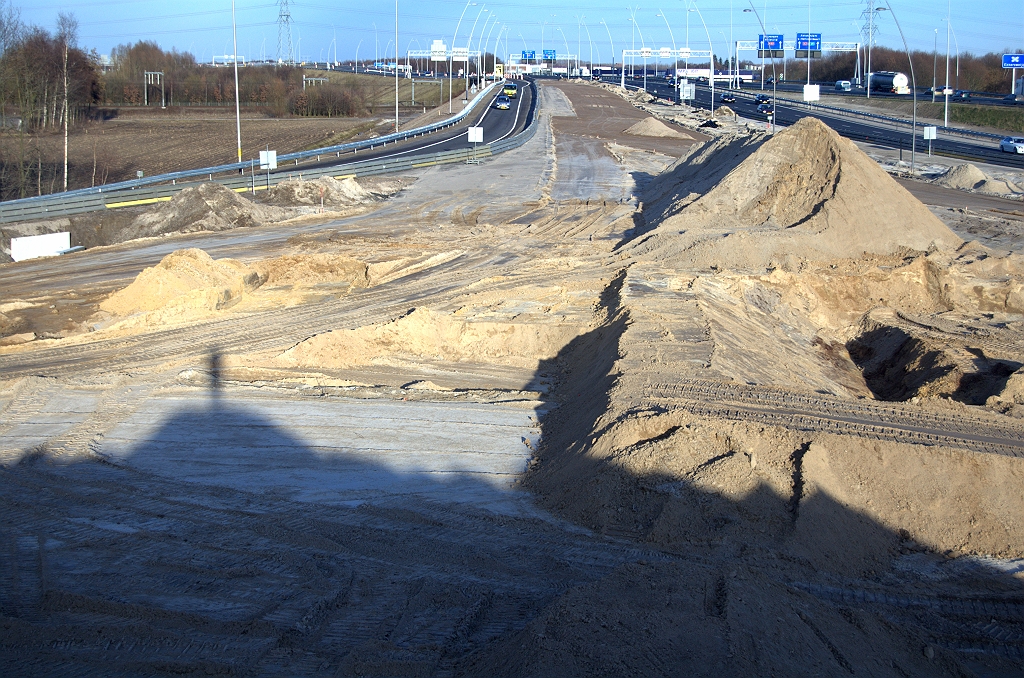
951,90,971,101
1004,94,1024,105
720,93,736,103
756,102,773,117
494,94,511,110
754,93,771,104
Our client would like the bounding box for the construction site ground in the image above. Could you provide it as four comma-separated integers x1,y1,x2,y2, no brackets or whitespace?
1,81,1023,677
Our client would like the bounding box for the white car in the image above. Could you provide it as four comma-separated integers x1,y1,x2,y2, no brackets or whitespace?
1000,136,1024,153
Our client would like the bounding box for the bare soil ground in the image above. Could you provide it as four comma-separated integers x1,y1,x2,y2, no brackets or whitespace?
1,81,1023,677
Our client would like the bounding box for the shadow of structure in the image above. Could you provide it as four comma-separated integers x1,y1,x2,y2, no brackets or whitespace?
2,311,1023,678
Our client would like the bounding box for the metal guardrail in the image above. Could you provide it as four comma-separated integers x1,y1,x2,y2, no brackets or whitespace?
0,80,539,225
0,80,505,221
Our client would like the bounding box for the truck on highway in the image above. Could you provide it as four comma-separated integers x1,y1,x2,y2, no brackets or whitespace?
869,71,910,94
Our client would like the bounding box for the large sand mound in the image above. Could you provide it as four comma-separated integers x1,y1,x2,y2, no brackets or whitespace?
623,117,693,140
629,117,961,270
277,307,581,370
261,176,373,207
100,248,263,318
127,183,290,241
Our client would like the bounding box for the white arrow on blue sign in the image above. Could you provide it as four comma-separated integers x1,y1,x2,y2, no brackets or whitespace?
1003,54,1024,68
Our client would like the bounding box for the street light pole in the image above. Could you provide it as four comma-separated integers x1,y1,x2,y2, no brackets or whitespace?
944,0,951,126
449,0,475,113
601,19,615,73
465,6,487,99
657,10,677,88
932,29,937,103
231,0,242,164
395,0,399,132
745,3,777,131
690,2,714,116
881,1,916,174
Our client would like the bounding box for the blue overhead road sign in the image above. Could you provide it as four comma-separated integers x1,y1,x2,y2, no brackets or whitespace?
1003,54,1024,68
759,34,783,50
543,49,556,60
522,50,536,60
796,33,821,50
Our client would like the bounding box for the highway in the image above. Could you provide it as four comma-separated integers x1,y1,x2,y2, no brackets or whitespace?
291,79,534,174
616,76,1024,169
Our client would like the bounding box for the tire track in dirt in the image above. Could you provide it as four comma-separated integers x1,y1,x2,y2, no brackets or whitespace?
644,379,1024,457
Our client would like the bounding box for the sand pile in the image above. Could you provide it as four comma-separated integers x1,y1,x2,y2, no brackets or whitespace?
261,176,373,207
252,253,370,287
629,117,961,270
935,163,1022,196
623,117,693,139
100,248,263,320
277,307,581,370
127,183,290,241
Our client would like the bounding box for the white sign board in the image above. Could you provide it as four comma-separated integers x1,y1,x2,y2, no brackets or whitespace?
430,40,448,62
259,150,277,170
452,47,469,63
676,48,691,59
11,232,71,262
640,47,652,58
923,125,937,140
467,126,484,144
803,84,820,102
681,84,696,100
659,47,672,58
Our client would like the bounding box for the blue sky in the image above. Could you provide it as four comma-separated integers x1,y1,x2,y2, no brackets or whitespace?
14,0,1022,65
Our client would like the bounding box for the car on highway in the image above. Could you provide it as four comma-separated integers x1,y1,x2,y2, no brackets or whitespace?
502,82,518,98
756,102,774,118
951,90,971,101
1000,136,1024,153
754,93,771,104
494,94,511,110
1003,94,1024,105
720,93,736,103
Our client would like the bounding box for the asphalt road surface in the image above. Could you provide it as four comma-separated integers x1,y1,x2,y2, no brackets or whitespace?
617,76,1024,170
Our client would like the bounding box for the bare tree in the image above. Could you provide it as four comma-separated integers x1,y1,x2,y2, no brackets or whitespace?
57,11,78,192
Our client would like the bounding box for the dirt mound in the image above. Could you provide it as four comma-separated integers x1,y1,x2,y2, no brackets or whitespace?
629,117,961,270
100,248,263,318
936,163,988,191
277,307,582,370
261,176,373,207
623,117,693,139
935,163,1022,196
126,183,290,241
252,253,369,287
716,105,735,117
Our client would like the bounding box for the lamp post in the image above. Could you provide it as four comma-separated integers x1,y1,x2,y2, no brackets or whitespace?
943,0,951,126
449,0,475,113
945,19,959,91
932,28,938,103
601,19,615,74
744,3,776,130
582,19,595,76
231,0,242,164
484,17,499,82
395,0,399,132
656,10,677,88
689,2,713,116
373,22,378,66
628,6,640,77
880,1,916,174
556,27,570,75
465,6,487,99
355,39,362,72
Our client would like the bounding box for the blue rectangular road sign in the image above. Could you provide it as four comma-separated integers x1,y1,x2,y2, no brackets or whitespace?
759,34,783,50
522,50,536,60
543,49,556,60
1003,54,1024,68
796,33,821,50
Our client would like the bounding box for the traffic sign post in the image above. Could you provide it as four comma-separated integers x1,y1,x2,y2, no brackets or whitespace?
259,149,277,190
1003,55,1024,94
467,126,483,164
923,125,937,156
